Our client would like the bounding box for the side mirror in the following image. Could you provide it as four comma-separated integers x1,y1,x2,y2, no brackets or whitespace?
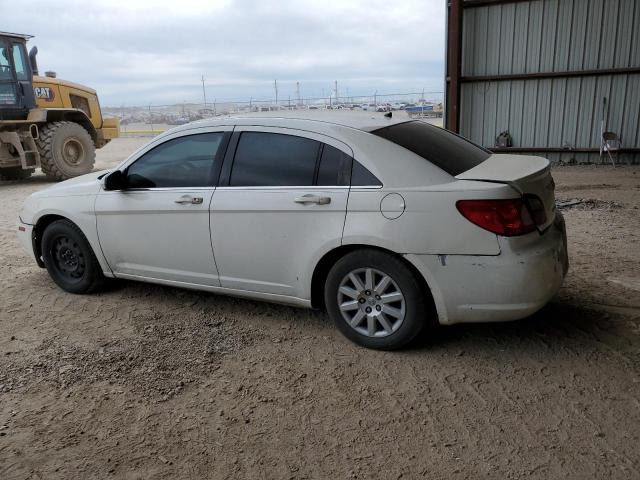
103,170,127,191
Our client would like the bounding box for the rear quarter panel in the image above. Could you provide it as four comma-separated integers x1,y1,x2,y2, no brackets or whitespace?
343,181,517,255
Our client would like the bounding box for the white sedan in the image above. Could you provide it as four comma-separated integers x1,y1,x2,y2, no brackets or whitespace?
17,117,568,350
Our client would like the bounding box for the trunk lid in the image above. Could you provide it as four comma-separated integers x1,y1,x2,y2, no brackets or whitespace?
456,154,556,231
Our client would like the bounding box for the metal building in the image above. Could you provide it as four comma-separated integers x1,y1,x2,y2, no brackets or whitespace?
445,0,640,164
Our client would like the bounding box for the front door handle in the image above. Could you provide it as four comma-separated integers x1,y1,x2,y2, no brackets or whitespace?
174,195,203,205
294,194,331,205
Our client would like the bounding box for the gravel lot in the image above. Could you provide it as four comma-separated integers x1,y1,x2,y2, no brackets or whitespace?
1,137,639,479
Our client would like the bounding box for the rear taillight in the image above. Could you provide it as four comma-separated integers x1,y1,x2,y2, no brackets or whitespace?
456,199,536,236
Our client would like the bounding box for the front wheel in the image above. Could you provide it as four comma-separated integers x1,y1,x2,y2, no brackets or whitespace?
41,219,105,293
324,249,428,350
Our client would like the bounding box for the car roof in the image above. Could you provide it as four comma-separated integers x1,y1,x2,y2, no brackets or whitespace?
123,114,453,189
168,113,412,137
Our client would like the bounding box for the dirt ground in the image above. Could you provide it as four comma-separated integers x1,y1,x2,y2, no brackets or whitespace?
1,138,639,479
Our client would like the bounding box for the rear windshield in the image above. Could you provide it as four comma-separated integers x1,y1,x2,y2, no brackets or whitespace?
371,121,491,176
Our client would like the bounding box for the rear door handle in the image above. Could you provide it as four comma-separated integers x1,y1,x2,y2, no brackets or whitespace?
294,194,331,205
174,195,203,205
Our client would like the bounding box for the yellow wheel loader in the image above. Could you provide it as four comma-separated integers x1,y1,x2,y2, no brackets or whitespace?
0,32,119,180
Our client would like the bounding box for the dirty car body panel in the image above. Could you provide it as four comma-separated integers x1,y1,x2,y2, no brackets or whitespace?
18,116,568,339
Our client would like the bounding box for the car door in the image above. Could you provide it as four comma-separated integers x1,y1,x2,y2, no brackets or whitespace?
210,127,352,298
95,129,231,286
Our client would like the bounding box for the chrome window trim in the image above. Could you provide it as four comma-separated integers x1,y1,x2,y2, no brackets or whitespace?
103,185,382,193
214,186,351,191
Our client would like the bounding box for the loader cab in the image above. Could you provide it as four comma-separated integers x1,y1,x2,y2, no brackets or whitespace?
0,32,36,121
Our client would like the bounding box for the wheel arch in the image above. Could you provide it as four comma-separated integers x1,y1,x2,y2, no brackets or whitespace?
32,214,68,267
310,244,439,324
41,110,97,144
33,213,107,271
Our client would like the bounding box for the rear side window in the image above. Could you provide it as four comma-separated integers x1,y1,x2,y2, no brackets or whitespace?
230,132,320,186
351,161,382,186
126,132,223,188
317,144,351,186
371,121,490,176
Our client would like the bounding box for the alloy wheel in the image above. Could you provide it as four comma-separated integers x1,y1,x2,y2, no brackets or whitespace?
337,268,406,338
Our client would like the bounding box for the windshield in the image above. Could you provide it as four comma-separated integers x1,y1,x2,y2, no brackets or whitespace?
371,121,491,176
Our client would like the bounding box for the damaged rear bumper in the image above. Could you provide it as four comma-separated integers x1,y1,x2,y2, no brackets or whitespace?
407,213,568,325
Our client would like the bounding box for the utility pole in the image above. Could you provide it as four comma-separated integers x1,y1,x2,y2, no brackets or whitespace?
296,81,301,107
374,90,377,107
148,104,154,134
334,80,338,105
274,80,278,107
201,75,207,108
214,98,217,116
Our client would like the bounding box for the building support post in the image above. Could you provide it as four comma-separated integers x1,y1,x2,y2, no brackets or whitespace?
445,0,463,132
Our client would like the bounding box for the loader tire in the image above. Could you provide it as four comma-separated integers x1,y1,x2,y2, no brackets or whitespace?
36,121,95,180
0,167,34,180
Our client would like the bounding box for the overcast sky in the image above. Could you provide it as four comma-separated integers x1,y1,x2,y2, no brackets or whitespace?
5,0,446,106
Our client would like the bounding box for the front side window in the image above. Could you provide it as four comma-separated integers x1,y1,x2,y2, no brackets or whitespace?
230,132,320,186
11,44,28,81
126,132,223,188
0,43,12,80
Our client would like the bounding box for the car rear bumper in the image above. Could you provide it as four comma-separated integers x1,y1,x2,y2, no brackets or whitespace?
406,213,568,325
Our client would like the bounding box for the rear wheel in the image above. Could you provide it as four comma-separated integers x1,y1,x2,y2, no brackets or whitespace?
0,166,33,180
324,249,427,350
41,219,104,293
36,121,95,180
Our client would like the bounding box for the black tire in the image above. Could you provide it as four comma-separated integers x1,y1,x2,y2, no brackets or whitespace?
36,121,96,180
41,219,104,294
0,167,34,180
324,249,428,350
